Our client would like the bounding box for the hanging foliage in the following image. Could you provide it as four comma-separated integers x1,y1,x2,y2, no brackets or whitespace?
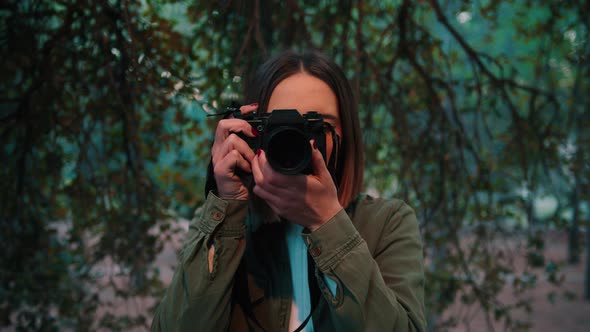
1,0,588,330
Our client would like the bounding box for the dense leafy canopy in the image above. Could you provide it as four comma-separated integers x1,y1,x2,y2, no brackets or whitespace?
1,0,588,330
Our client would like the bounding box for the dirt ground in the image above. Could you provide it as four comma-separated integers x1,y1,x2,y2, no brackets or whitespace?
444,230,590,332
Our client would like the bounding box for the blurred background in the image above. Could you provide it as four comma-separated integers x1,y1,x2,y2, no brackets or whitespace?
1,0,589,331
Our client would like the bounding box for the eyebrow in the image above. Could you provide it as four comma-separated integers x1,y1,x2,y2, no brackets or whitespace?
320,113,339,122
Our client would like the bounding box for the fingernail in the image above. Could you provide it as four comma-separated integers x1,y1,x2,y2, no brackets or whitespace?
257,149,262,156
312,141,317,149
251,127,260,137
249,103,259,108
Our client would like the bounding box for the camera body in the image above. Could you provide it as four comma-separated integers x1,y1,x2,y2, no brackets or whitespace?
234,109,328,175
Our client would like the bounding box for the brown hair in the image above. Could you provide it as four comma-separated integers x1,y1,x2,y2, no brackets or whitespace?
244,50,364,208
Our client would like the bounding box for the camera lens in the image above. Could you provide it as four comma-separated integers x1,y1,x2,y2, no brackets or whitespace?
265,127,311,175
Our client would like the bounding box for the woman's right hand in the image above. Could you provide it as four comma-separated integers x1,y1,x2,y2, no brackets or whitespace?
211,103,259,200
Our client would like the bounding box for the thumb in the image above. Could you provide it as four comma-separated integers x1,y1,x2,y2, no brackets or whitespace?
310,140,330,179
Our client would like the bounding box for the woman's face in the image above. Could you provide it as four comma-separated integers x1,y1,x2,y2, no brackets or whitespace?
266,72,341,162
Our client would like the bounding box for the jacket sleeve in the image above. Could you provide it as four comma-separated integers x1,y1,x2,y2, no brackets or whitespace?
303,200,426,332
151,192,248,332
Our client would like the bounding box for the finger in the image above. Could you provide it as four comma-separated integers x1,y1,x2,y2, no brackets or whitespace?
251,150,264,184
214,118,258,143
310,140,331,179
256,148,272,174
216,133,256,163
215,149,252,175
240,103,259,115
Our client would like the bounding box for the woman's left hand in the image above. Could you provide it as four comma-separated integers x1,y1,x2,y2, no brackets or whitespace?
251,141,343,231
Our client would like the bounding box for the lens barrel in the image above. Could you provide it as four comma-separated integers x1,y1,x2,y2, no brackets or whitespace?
264,126,311,175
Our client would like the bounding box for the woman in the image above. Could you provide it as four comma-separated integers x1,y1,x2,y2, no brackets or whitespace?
151,50,426,331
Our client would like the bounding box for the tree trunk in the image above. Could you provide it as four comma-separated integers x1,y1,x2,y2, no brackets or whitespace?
568,174,580,264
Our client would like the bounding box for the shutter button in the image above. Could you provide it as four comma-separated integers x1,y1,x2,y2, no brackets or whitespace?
310,246,322,257
211,210,224,221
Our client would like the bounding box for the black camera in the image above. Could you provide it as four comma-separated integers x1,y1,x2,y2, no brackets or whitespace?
232,108,328,175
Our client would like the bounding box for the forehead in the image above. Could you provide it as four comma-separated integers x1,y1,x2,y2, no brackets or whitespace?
267,72,339,123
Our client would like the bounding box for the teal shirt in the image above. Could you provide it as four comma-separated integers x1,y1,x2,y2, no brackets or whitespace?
286,223,339,332
285,223,314,332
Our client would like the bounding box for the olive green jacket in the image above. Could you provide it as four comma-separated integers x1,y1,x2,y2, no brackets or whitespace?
151,192,426,331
